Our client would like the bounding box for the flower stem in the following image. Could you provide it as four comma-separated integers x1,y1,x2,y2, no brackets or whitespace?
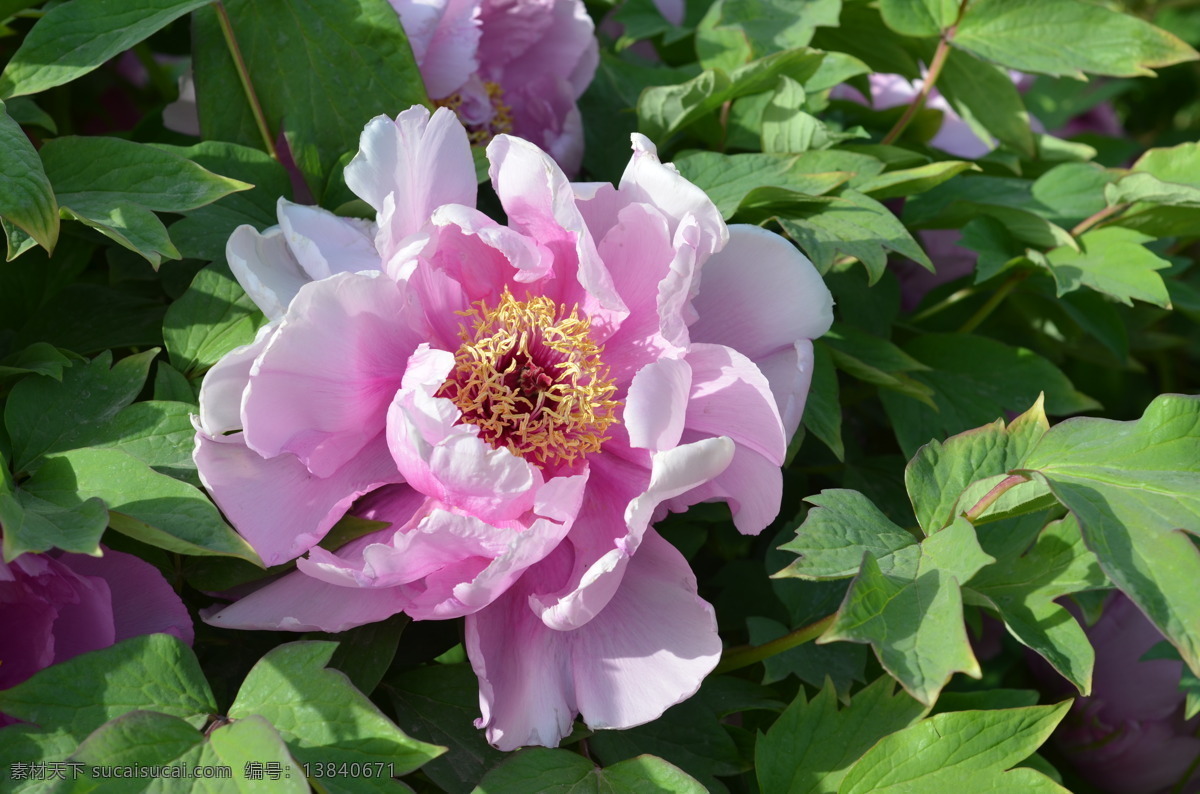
212,0,278,160
957,271,1026,333
1070,203,1127,238
714,613,836,674
880,0,969,146
910,285,979,323
964,473,1030,521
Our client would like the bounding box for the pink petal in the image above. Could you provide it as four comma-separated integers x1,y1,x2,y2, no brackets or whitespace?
240,272,421,478
275,199,381,281
386,346,544,523
466,530,720,750
665,437,783,536
195,323,274,437
478,0,597,100
62,548,194,646
683,343,785,464
203,566,408,633
530,435,733,630
226,224,308,321
391,0,482,99
345,107,476,251
624,357,690,451
194,432,401,566
486,134,625,339
429,203,555,292
690,224,833,360
752,339,816,440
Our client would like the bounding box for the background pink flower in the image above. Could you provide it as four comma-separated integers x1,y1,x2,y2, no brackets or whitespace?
197,105,832,749
390,0,598,174
0,547,194,724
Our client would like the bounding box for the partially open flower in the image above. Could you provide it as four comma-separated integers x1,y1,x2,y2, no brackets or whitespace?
197,106,833,749
390,0,598,174
0,547,194,725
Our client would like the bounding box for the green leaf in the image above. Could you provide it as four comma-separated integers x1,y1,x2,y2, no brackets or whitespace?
0,726,78,793
1019,394,1200,678
695,0,840,72
229,642,444,780
1044,227,1171,308
937,49,1036,158
1104,171,1200,208
192,0,429,198
70,712,307,792
0,0,211,98
952,0,1198,78
638,48,826,142
1112,143,1200,235
610,0,675,51
163,141,292,261
164,259,267,377
0,96,56,133
879,334,1099,458
0,486,108,562
39,136,251,266
777,189,932,284
856,161,977,201
969,514,1107,694
905,397,1049,534
388,664,507,794
879,0,959,37
820,517,994,705
0,100,57,252
471,748,706,794
5,349,157,473
776,489,920,581
86,400,199,485
838,702,1071,793
673,151,862,219
803,343,844,461
0,343,71,383
1030,163,1112,224
757,676,925,794
0,634,216,742
904,175,1076,251
307,614,408,697
23,447,261,564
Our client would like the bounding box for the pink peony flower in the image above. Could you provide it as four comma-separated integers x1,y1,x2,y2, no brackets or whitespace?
1037,593,1200,794
390,0,598,174
196,105,833,749
0,547,194,724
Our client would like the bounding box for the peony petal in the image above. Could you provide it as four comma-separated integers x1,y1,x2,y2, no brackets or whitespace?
203,567,407,633
683,343,785,464
345,107,476,249
195,323,274,437
240,272,421,477
753,339,816,440
664,438,783,536
62,548,194,646
226,224,308,321
624,357,691,451
530,435,733,630
690,224,833,360
386,345,544,522
466,530,720,750
391,0,482,99
487,134,625,337
194,432,401,566
275,199,380,281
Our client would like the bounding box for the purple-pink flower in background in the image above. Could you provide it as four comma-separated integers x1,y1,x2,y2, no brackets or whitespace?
0,547,194,724
195,105,833,748
1036,593,1200,794
391,0,598,174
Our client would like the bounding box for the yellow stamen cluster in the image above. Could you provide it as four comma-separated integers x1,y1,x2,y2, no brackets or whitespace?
434,81,514,146
439,289,619,467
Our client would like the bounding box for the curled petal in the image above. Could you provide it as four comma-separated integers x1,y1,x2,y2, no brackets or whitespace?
194,432,401,566
345,107,477,251
275,198,380,281
241,272,422,478
195,323,275,437
227,225,308,321
467,530,720,750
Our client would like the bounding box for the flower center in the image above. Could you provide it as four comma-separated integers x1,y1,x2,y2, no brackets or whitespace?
435,81,514,146
438,289,619,468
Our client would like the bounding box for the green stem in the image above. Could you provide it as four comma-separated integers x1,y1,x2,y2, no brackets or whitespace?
880,0,969,146
910,285,979,324
1071,203,1127,238
212,0,278,160
714,613,836,675
957,272,1026,334
964,473,1030,521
